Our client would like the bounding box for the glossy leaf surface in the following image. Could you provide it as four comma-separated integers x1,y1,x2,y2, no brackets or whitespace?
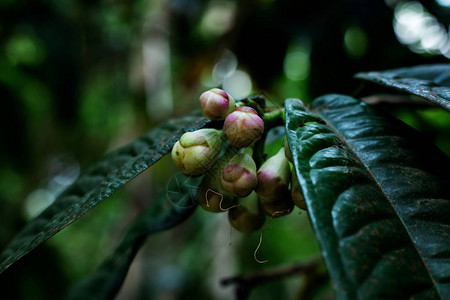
65,173,201,300
285,96,450,299
0,112,208,274
355,64,450,111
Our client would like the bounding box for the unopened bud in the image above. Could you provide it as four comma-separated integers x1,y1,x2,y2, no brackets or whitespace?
221,148,257,197
198,186,237,213
197,148,237,213
261,197,294,218
255,147,291,203
199,88,236,120
228,192,265,234
291,170,307,210
171,128,223,176
223,106,264,148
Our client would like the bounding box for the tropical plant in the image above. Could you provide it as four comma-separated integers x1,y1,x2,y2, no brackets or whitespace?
0,64,449,300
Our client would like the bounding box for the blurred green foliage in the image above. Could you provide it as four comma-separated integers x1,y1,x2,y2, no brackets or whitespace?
0,0,449,299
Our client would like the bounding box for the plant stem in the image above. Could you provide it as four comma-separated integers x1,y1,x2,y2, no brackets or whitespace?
237,98,265,116
262,107,285,129
221,257,324,300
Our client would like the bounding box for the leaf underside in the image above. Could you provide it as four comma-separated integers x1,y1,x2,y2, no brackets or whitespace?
0,112,208,274
285,95,450,299
65,173,201,300
355,64,450,111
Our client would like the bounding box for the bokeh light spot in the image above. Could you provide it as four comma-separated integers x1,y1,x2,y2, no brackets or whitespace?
283,51,310,81
24,189,55,219
5,34,46,66
222,70,252,99
199,1,236,37
344,26,369,58
394,1,450,57
212,49,238,85
436,0,450,8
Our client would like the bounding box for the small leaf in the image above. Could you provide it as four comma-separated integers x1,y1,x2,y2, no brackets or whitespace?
355,64,450,111
0,112,208,274
285,96,450,299
65,173,201,300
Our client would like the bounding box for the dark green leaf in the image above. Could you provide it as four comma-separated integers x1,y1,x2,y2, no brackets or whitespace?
285,96,450,299
0,112,208,274
355,64,450,111
65,173,201,300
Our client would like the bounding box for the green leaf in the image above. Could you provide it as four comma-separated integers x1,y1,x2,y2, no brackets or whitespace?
355,64,450,111
0,112,208,274
65,173,201,300
285,95,450,299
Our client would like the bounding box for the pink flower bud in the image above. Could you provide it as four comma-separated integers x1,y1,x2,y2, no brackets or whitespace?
171,129,223,176
199,88,236,120
255,147,291,203
221,148,257,197
223,106,264,148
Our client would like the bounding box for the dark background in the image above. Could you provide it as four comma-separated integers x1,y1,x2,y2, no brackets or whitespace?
0,0,449,299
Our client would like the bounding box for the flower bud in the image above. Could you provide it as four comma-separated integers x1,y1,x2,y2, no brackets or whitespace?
255,147,291,203
291,170,307,210
199,88,236,120
171,128,223,176
197,148,237,213
261,197,294,218
223,106,264,148
198,185,237,213
228,192,265,234
221,148,257,197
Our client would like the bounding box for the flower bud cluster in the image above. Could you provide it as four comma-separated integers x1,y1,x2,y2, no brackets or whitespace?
171,88,305,234
172,88,264,177
200,88,264,148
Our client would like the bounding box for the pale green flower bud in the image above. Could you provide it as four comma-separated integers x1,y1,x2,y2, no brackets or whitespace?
199,88,236,120
221,148,257,197
171,128,223,176
228,192,265,234
223,106,264,148
255,147,291,203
